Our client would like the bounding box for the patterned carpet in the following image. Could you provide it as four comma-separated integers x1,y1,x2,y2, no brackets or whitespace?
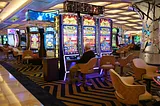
1,53,160,106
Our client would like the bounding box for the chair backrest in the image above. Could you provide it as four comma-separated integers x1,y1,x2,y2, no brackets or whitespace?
78,58,97,74
110,69,145,105
22,50,33,58
100,55,115,66
132,58,146,80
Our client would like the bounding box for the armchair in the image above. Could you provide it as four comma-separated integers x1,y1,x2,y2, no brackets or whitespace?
110,69,152,105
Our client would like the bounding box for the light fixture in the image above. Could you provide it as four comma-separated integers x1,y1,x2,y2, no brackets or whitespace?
118,17,131,20
89,2,111,6
115,21,128,24
128,19,142,22
134,26,142,29
0,2,8,8
105,3,130,8
105,15,119,18
120,11,137,15
125,24,137,26
132,15,140,18
105,10,124,14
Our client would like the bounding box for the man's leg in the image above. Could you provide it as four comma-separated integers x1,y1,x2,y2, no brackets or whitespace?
69,64,79,82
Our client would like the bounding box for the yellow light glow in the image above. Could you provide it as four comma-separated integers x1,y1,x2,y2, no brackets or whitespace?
89,2,111,6
105,15,119,18
118,17,131,20
132,15,140,18
128,19,142,22
120,11,137,15
105,10,124,14
0,0,32,22
134,26,142,29
0,2,8,8
125,24,137,26
115,21,128,24
105,3,130,8
49,3,63,9
112,19,118,22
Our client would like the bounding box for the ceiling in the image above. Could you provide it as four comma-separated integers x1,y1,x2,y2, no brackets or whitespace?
0,0,143,34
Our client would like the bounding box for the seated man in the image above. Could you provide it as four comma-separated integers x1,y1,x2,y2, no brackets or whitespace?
69,43,95,83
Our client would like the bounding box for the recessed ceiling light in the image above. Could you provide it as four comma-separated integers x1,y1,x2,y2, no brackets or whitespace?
120,11,137,15
128,19,141,22
115,21,128,24
89,2,111,6
105,15,119,18
118,17,131,20
132,15,140,18
105,10,124,14
125,24,137,26
0,2,8,8
112,19,118,22
105,3,130,8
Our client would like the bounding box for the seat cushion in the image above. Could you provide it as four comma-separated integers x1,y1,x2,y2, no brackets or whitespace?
143,73,160,79
139,91,152,101
101,64,114,69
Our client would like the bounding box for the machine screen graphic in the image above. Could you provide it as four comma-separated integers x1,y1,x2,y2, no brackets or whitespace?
30,34,40,49
8,35,15,46
45,34,54,49
63,25,78,55
83,26,96,51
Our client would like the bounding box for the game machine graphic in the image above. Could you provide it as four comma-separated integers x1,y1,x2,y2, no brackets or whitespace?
44,26,56,56
112,28,119,49
118,28,124,46
59,14,80,81
28,26,40,53
20,30,27,49
7,29,19,47
2,35,8,45
124,34,131,45
81,16,96,54
99,18,112,55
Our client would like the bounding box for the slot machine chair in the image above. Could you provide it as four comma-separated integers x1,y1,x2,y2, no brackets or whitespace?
22,50,34,64
77,58,97,86
100,55,116,81
110,69,152,105
132,58,160,92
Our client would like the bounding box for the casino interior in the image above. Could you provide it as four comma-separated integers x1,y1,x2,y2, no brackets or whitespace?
0,0,160,106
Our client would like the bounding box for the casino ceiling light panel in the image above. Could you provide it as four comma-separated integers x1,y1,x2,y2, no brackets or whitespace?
115,21,128,24
88,2,111,6
105,3,130,9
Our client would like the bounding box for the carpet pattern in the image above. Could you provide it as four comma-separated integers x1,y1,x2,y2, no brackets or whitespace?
2,58,160,106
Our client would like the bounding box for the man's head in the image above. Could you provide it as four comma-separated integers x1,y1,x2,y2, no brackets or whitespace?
84,43,91,51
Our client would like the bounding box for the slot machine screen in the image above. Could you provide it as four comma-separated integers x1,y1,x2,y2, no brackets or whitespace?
8,34,15,46
83,26,96,51
45,34,54,49
29,27,38,32
100,28,110,52
63,25,78,55
83,16,96,52
112,35,117,47
30,34,40,49
0,36,2,44
3,35,8,44
46,27,54,32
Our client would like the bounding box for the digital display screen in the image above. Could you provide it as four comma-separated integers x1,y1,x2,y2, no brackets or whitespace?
20,30,25,34
29,27,38,32
0,36,2,44
63,14,77,25
45,34,55,49
26,10,59,22
83,26,96,51
100,36,110,51
8,34,15,46
112,28,118,34
112,35,117,47
100,18,110,27
30,34,40,49
7,29,19,34
46,27,54,32
3,35,8,44
63,25,78,55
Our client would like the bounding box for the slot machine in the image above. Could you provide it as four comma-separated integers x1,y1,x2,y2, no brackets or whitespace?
20,30,27,49
0,35,2,45
98,18,112,56
7,29,19,47
112,28,119,49
2,35,8,45
59,14,80,81
27,26,40,53
81,15,97,55
44,26,56,56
